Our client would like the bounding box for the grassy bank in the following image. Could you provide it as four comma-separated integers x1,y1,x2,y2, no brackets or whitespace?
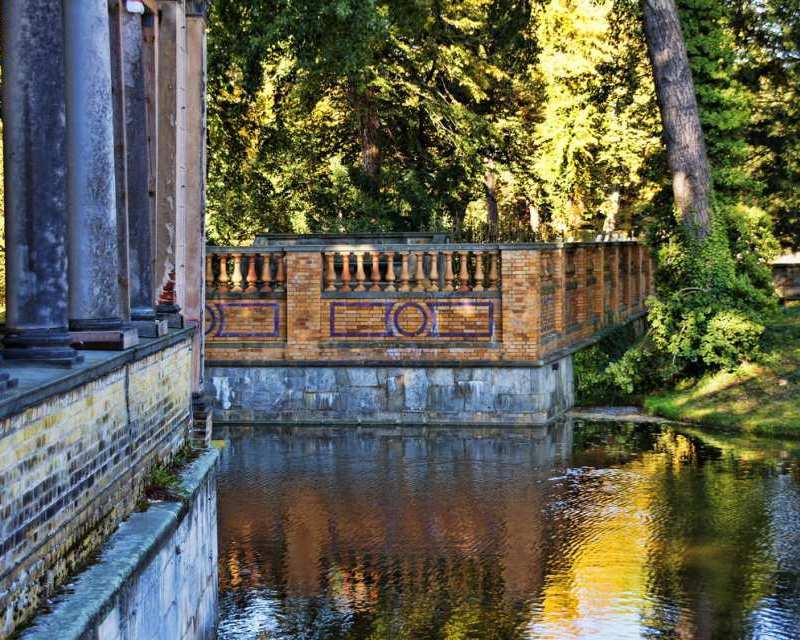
644,305,800,436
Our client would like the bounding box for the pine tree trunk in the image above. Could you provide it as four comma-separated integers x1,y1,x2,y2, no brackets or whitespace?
642,0,712,239
484,161,499,239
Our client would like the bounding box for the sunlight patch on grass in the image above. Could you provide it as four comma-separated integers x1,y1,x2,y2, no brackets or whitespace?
644,308,800,436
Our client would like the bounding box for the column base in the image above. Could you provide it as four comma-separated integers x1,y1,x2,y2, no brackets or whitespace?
0,372,19,393
2,328,84,366
131,306,157,322
69,317,124,331
156,304,184,329
70,327,139,350
130,319,169,338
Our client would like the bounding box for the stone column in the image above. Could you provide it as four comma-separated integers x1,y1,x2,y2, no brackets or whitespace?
63,0,125,332
155,0,188,325
119,1,164,334
186,0,212,443
1,0,82,365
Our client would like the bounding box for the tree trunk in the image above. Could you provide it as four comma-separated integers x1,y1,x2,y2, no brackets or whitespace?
603,189,620,235
484,160,499,239
642,0,712,239
358,90,381,193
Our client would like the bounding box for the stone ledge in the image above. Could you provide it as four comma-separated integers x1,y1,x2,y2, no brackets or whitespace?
0,327,195,423
212,414,557,427
18,448,219,640
321,290,502,299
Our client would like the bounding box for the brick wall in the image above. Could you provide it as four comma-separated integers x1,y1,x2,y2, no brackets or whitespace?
205,242,653,364
0,336,193,638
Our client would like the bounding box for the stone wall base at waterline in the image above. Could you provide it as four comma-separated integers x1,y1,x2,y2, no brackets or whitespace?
207,355,574,425
19,449,219,640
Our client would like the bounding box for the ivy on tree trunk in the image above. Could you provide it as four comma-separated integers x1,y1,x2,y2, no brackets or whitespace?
642,0,713,239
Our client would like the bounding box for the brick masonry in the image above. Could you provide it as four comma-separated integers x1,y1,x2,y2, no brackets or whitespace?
205,242,653,365
19,450,218,640
0,337,194,638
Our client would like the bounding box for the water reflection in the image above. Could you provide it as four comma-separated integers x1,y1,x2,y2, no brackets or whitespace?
215,422,800,639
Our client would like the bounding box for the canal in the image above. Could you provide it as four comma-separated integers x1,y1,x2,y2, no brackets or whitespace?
214,421,800,639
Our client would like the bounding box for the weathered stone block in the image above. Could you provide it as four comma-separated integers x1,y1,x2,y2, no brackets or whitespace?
386,376,405,412
303,368,337,392
491,369,531,395
427,385,465,413
400,369,429,412
347,368,380,387
426,369,454,386
345,387,387,413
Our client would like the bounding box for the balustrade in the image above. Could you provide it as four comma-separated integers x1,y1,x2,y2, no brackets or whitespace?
320,247,502,294
206,250,286,294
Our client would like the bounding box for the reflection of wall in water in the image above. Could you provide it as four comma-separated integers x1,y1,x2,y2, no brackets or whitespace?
217,422,574,604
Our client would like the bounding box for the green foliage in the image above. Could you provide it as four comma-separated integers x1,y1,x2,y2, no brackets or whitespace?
206,0,663,243
644,306,800,435
574,323,643,404
608,205,778,394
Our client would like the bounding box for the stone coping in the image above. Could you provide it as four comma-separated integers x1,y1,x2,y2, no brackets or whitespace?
254,231,451,246
212,415,554,427
208,239,642,254
18,448,220,640
0,327,195,424
320,290,502,299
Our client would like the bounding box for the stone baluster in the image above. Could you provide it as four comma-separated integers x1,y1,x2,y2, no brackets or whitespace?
488,252,499,290
260,254,273,292
354,252,367,291
205,255,214,291
245,254,259,292
399,253,411,292
217,254,230,289
427,251,440,292
384,252,396,292
443,252,455,291
324,252,337,292
413,251,427,292
458,250,471,292
370,251,382,290
473,251,485,291
274,254,286,291
340,252,352,292
231,253,244,293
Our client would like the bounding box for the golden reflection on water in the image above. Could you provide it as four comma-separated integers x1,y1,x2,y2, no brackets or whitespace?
216,423,800,640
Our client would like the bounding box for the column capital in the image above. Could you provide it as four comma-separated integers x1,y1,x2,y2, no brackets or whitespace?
185,0,210,17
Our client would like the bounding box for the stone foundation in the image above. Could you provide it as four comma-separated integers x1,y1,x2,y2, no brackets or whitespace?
207,355,574,425
19,449,219,640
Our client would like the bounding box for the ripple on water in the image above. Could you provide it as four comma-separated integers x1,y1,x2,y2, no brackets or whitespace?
216,423,800,639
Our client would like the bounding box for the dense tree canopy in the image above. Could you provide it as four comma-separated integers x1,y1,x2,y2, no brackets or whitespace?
206,0,800,249
206,0,799,389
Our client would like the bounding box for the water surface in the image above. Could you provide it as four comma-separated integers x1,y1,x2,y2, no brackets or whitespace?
216,422,800,639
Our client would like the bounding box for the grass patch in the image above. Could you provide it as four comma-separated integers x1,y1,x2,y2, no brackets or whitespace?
645,304,800,436
140,443,203,505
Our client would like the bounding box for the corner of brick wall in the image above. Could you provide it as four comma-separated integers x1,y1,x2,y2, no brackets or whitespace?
285,252,322,359
500,250,541,360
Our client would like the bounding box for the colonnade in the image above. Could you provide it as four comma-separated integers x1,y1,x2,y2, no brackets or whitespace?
1,0,207,387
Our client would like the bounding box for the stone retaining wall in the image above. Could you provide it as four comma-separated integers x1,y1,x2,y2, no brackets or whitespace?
207,356,574,425
19,449,219,640
0,331,194,638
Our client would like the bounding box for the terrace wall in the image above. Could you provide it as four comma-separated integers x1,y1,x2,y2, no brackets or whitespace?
204,239,652,424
